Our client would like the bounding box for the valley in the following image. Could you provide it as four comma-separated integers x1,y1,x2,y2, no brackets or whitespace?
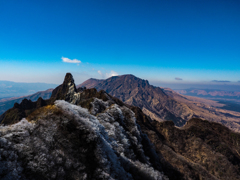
174,89,240,113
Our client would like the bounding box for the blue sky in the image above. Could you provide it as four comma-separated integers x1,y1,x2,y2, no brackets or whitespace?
0,0,240,89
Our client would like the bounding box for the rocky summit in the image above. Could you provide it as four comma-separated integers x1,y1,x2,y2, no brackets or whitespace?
0,73,240,180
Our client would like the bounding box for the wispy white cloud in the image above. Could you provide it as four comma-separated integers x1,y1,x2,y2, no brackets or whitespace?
106,70,118,78
98,70,103,76
62,57,81,64
97,70,118,78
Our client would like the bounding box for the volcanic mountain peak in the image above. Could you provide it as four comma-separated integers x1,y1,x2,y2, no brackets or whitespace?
102,74,150,88
80,74,192,126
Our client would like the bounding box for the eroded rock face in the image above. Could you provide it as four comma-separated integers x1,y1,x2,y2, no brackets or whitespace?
0,99,167,180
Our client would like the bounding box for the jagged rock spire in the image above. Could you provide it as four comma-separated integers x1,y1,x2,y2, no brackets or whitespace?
1,73,80,125
51,73,77,101
63,73,75,87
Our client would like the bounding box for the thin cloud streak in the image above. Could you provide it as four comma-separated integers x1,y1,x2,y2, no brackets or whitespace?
62,57,81,64
175,77,183,81
97,70,118,78
212,80,231,83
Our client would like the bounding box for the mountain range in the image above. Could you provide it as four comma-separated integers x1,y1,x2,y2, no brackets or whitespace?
78,75,240,132
2,75,240,132
1,73,240,180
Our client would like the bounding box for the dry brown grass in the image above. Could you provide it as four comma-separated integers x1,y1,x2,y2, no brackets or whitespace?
26,105,63,122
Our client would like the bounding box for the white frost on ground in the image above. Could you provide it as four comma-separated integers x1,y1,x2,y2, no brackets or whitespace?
55,100,166,180
0,99,167,180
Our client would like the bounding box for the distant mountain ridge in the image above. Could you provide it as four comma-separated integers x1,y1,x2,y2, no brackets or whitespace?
0,89,53,115
79,75,240,132
175,89,240,98
0,80,57,98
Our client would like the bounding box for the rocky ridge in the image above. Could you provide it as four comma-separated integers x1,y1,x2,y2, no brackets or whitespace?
0,73,168,180
1,73,240,180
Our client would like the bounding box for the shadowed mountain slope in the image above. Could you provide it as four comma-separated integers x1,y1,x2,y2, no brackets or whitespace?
150,118,240,180
77,78,104,89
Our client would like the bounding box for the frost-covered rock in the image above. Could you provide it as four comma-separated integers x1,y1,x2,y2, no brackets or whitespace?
0,99,167,180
